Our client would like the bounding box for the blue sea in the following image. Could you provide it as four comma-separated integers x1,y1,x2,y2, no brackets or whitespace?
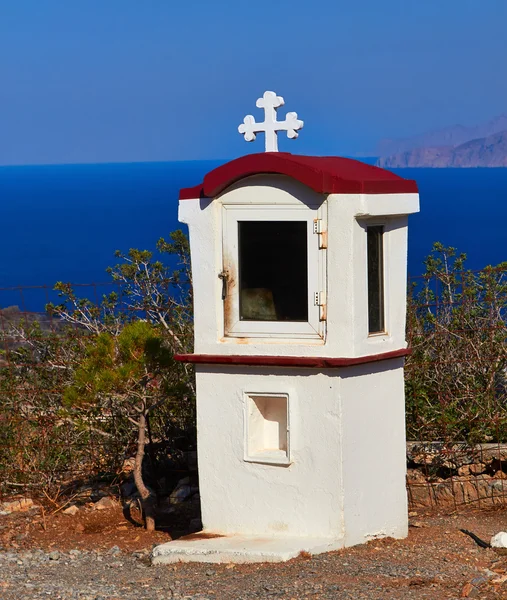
1,161,506,310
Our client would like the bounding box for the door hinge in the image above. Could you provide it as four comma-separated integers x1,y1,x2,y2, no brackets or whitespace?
313,219,327,249
314,291,327,321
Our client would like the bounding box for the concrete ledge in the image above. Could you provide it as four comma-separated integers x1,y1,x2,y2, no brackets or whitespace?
174,348,410,368
151,534,345,564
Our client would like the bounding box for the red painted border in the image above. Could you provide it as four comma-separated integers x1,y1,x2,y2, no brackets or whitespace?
179,153,418,200
174,348,411,368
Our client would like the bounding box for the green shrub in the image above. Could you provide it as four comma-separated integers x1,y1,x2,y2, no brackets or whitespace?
406,243,507,443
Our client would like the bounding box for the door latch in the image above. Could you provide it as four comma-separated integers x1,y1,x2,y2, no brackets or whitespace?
218,271,229,300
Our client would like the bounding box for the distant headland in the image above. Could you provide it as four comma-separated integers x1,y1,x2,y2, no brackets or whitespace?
377,114,507,168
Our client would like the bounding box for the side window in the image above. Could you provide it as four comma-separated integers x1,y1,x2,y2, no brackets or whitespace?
367,225,385,334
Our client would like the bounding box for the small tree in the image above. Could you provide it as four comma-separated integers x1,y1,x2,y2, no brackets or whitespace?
46,230,195,527
48,230,194,391
64,321,173,530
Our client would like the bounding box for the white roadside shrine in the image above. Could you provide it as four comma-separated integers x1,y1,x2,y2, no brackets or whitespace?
152,92,420,564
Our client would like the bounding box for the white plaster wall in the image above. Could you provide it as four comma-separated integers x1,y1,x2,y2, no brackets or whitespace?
195,366,344,539
195,361,408,543
179,197,222,354
179,175,419,358
339,359,408,546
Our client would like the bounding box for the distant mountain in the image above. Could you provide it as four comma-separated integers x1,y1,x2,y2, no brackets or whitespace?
377,130,507,168
377,114,507,157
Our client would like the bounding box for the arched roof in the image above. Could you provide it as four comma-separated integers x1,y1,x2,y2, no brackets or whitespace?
179,153,418,199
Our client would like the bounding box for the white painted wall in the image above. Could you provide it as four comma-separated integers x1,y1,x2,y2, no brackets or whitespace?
179,174,419,358
195,361,407,543
195,366,344,538
340,359,408,546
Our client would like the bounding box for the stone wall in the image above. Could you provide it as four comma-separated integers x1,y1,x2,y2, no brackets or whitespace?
406,442,507,509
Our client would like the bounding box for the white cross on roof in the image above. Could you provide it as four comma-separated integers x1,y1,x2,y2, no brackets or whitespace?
238,91,304,152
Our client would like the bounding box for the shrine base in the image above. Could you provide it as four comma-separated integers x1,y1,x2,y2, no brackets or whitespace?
151,534,345,564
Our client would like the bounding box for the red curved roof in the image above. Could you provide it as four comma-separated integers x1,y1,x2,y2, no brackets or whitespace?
179,153,418,199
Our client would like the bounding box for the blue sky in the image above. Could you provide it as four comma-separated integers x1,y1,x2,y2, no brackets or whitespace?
1,0,507,165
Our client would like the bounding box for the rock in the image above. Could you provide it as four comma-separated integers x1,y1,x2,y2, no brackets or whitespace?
458,463,487,476
156,498,175,515
406,469,426,482
410,453,435,466
0,497,34,514
407,483,433,508
176,476,190,486
461,480,479,505
48,551,60,561
470,575,489,587
406,442,507,470
184,450,198,471
93,496,118,511
189,518,202,532
488,480,506,493
461,582,479,598
63,505,79,516
409,521,425,528
434,481,454,506
122,457,136,472
170,477,192,505
120,479,137,498
491,532,507,549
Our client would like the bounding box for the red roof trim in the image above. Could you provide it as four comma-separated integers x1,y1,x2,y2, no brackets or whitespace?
179,153,417,200
179,184,204,200
173,348,410,368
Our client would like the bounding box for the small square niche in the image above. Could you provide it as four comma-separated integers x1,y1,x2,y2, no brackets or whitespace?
245,393,290,465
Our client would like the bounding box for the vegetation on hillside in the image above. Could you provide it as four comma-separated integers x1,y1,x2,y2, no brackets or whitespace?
0,231,194,529
405,243,507,443
1,235,506,519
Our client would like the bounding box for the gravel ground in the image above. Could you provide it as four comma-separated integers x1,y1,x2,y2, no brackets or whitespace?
1,508,507,599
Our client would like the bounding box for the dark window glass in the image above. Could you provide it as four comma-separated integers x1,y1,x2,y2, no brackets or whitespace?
367,226,385,333
238,221,308,321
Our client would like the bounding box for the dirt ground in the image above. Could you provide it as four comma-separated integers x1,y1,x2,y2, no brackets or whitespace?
1,502,507,599
1,499,179,554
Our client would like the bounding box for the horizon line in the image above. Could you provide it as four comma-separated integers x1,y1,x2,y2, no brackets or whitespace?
0,154,380,169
